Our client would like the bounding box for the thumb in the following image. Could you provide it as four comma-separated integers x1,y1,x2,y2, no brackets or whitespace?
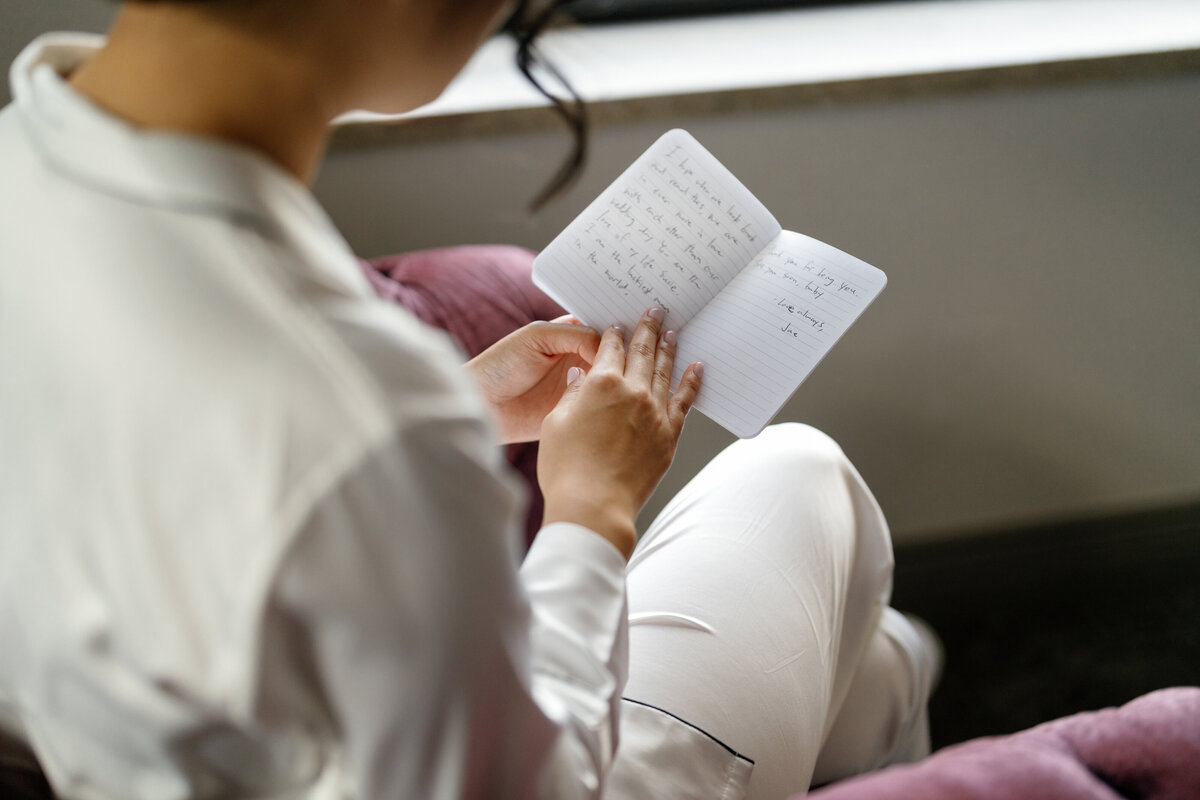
529,322,602,364
555,365,586,408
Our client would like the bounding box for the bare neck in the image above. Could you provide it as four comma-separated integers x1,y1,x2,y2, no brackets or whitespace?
68,3,349,184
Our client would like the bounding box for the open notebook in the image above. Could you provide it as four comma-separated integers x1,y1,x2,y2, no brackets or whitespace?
533,129,886,438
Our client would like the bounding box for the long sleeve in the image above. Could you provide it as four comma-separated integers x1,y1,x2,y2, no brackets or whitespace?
260,408,629,799
522,524,630,799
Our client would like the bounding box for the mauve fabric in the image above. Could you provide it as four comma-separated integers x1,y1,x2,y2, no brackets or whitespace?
805,687,1200,800
358,246,564,548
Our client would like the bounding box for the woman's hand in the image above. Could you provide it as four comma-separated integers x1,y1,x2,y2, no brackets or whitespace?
537,307,703,558
466,318,603,444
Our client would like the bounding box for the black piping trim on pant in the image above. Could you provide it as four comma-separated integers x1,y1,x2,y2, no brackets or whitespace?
620,697,755,765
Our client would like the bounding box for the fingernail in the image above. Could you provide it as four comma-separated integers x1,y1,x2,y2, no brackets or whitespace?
646,307,665,323
662,329,677,346
693,362,705,379
567,366,584,385
611,323,625,335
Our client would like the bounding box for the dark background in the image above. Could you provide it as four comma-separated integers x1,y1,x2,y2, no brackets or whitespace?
890,501,1200,749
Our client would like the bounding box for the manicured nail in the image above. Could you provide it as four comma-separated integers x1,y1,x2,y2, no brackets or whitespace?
567,366,584,385
662,329,677,346
693,362,705,379
646,306,665,323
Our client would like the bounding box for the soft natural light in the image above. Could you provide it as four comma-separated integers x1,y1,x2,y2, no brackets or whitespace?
339,0,1200,124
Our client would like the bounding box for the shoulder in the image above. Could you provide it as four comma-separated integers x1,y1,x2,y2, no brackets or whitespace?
263,261,498,465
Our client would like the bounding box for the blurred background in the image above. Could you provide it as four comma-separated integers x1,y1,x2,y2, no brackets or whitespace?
6,0,1198,750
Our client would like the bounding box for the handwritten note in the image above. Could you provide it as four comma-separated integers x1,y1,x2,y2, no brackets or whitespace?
535,130,886,438
671,231,887,436
533,131,780,334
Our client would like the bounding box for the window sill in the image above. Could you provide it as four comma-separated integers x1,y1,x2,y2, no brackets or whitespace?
331,0,1200,147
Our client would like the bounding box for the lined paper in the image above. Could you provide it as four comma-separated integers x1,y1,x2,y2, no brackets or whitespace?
673,231,887,437
534,129,780,334
534,130,886,438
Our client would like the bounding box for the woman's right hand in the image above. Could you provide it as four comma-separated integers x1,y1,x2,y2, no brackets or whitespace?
537,307,703,559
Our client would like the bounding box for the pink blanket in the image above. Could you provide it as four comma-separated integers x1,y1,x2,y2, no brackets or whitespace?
806,687,1200,800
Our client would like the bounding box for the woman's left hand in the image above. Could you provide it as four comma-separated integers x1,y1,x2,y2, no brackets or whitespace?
466,317,602,444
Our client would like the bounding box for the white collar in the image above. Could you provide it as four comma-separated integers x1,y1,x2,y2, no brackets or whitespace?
9,32,364,292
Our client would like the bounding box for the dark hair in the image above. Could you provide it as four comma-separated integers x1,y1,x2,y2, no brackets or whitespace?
117,0,588,211
506,0,588,211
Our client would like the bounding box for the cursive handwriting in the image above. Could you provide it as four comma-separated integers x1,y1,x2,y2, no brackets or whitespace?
560,135,773,328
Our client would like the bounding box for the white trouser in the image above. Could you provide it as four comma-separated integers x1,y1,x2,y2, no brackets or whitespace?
605,424,940,799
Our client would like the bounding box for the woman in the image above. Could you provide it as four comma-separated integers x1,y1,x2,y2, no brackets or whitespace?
0,0,939,797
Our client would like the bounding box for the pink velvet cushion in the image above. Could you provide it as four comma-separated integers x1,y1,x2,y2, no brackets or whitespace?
358,246,564,548
806,687,1200,800
360,245,563,358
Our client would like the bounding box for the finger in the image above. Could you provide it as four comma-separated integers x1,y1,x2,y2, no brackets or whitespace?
550,314,584,326
624,306,665,385
591,323,627,375
651,328,678,405
668,362,703,435
552,365,588,411
527,321,602,364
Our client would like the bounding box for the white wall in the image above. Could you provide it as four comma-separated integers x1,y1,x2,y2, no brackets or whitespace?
315,74,1200,542
1,0,115,106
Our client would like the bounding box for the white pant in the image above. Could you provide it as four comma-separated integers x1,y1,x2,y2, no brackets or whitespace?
606,424,940,799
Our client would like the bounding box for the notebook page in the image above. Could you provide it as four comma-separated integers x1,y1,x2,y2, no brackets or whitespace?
673,230,887,438
533,129,781,334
